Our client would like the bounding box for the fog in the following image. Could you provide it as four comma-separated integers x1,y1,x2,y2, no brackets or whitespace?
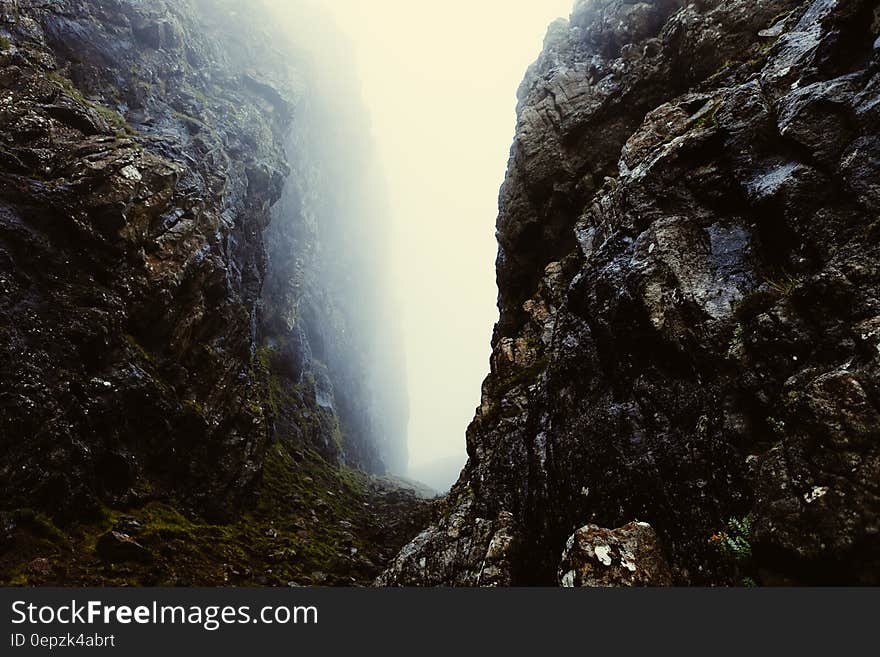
264,0,575,491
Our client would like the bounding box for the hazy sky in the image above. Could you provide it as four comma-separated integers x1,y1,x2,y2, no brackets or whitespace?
309,0,575,476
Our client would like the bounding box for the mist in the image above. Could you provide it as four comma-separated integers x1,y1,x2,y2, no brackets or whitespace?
263,0,575,491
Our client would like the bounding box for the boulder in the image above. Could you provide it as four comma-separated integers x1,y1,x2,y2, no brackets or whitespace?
558,522,673,587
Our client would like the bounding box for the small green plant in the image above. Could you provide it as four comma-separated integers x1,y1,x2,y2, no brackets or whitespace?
0,36,12,51
765,273,798,297
709,514,754,562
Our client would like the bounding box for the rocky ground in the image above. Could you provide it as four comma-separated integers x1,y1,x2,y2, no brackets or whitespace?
0,446,432,586
382,0,880,586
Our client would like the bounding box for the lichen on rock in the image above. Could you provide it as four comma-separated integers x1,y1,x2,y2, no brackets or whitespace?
558,522,673,587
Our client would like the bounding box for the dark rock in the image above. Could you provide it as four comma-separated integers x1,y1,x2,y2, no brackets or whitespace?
0,0,407,529
383,0,880,586
26,558,53,577
96,530,151,564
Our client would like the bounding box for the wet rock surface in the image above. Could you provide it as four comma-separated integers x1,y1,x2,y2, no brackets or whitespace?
96,530,151,564
0,0,296,519
0,0,415,585
384,0,880,586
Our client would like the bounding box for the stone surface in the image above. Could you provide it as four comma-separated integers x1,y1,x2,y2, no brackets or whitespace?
96,530,150,564
0,1,407,522
383,0,880,586
558,522,673,587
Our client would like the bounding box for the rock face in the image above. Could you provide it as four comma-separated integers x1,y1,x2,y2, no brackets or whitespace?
383,0,880,586
0,0,407,526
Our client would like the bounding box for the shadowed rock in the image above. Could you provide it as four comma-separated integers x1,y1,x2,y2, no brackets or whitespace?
383,0,880,586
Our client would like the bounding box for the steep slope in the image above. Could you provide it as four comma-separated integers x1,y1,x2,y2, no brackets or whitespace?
382,0,880,586
0,0,418,585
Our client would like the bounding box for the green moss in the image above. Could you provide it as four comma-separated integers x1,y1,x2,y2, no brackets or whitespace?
259,351,286,417
12,509,67,545
745,42,776,69
0,331,426,587
46,71,133,134
92,103,129,132
47,72,86,103
766,9,796,29
707,60,734,83
182,398,205,416
693,101,722,131
183,83,211,106
172,110,209,131
494,357,550,395
7,573,29,586
255,345,277,370
0,36,11,51
137,503,199,542
1,436,427,586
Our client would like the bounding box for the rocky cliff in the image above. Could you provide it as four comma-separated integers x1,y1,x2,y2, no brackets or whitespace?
382,0,880,586
0,0,418,586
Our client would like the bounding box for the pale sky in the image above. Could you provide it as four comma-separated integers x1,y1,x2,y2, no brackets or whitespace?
275,1,576,481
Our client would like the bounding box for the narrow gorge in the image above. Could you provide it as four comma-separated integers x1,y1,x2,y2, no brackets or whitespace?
1,0,879,588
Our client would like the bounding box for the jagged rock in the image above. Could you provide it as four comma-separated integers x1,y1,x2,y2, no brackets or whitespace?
376,490,520,587
96,531,151,564
558,522,673,587
0,0,407,530
0,0,294,519
383,0,880,586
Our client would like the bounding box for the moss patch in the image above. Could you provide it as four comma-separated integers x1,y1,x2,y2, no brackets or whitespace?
493,357,550,396
47,71,133,134
0,444,431,587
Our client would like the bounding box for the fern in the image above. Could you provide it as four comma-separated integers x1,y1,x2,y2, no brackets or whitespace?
709,514,754,561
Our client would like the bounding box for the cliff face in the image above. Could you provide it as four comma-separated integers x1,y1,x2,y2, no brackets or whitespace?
259,22,409,476
0,0,408,552
382,0,880,586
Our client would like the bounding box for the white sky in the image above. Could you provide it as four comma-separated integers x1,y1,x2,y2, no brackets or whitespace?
315,0,575,474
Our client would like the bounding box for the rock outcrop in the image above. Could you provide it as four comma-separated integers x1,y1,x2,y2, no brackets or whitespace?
558,522,673,587
0,0,407,547
383,0,880,586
